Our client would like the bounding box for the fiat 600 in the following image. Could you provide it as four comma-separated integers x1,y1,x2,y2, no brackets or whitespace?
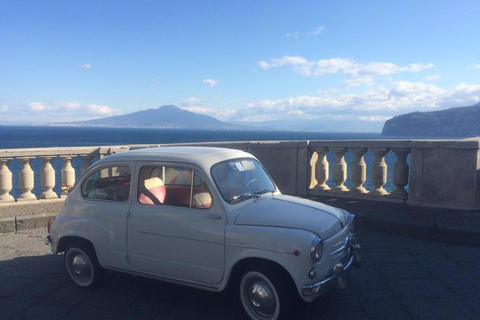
46,147,362,320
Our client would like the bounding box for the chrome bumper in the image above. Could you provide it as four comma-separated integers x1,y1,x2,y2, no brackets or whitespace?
302,244,362,296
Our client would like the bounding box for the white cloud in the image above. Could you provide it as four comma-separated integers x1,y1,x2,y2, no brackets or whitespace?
285,31,300,38
308,26,325,35
150,78,160,84
0,105,9,112
358,116,393,122
202,78,218,88
181,97,206,107
258,56,434,78
344,76,374,88
29,102,51,111
237,81,480,123
29,101,119,116
423,74,441,82
474,64,480,70
79,63,92,70
182,106,237,120
87,104,116,115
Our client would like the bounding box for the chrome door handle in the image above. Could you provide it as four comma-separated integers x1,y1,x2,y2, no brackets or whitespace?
205,214,222,220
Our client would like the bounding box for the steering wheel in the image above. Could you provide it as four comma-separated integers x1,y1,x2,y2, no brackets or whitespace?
242,178,259,194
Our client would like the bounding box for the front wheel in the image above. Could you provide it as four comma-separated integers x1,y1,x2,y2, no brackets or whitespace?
64,242,105,289
239,268,294,320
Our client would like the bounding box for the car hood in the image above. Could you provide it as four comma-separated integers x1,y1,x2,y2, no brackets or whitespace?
234,194,343,239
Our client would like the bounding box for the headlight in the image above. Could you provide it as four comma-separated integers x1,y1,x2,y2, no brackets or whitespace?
310,238,323,262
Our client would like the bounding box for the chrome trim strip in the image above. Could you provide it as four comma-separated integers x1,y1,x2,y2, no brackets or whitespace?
302,254,354,296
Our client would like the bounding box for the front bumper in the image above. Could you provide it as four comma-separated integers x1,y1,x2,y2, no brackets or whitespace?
302,243,362,296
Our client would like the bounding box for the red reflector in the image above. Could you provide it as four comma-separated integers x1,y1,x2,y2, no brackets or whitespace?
47,218,54,234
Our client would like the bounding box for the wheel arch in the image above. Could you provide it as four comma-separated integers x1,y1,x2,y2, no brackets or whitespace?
226,257,297,293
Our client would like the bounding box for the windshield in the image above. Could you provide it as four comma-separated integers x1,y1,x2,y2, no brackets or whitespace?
211,158,276,204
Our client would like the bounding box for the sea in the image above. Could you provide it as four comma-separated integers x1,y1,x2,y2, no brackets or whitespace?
0,125,433,198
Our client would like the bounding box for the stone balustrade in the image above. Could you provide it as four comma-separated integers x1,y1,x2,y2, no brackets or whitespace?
1,139,480,211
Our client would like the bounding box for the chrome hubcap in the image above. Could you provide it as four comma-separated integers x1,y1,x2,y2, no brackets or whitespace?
245,278,276,318
70,253,92,282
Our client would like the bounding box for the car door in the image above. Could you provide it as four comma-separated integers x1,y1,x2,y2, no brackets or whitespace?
75,163,133,270
127,162,225,285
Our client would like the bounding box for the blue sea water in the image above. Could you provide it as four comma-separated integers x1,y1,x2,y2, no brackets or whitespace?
0,126,385,149
0,126,406,198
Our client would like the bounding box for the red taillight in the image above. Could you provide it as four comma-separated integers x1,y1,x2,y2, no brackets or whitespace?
47,218,54,234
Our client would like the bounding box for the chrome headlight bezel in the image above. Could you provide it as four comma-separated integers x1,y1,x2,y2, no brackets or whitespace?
310,238,323,262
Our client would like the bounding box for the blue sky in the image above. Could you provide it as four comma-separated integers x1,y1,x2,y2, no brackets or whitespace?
1,0,479,131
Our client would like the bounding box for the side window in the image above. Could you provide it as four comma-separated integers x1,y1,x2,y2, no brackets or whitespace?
138,165,212,209
81,166,131,202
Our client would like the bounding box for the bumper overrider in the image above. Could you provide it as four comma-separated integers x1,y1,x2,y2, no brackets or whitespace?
302,240,362,296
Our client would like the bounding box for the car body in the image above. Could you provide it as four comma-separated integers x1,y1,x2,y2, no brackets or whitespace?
46,146,362,320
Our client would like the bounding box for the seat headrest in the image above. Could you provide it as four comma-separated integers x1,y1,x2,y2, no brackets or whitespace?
144,177,164,190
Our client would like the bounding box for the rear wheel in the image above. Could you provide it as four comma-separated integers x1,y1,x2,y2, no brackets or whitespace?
64,242,105,289
239,266,295,320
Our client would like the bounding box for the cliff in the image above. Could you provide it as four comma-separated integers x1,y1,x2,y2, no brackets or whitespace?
381,102,480,137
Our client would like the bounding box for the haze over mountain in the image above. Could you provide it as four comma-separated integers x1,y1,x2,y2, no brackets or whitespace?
62,105,259,130
382,102,480,137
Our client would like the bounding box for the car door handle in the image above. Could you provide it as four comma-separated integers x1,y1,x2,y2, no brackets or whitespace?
204,214,222,220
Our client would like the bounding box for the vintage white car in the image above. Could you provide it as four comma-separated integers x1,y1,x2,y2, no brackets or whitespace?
46,147,362,320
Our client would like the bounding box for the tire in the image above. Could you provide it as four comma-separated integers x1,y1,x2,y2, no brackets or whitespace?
239,266,296,320
64,241,105,289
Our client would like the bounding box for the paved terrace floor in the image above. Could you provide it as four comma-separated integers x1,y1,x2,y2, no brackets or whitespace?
1,228,480,320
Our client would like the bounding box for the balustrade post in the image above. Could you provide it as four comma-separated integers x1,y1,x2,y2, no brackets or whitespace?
17,157,37,201
39,157,58,199
0,158,14,203
313,148,330,191
350,148,368,194
60,156,75,195
390,148,410,198
370,148,389,196
331,148,349,192
80,155,94,174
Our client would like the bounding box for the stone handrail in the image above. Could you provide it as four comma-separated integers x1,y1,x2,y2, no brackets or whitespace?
1,139,480,211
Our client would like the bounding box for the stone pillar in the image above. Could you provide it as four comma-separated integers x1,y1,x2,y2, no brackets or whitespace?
390,148,410,198
0,158,14,203
61,156,75,190
313,148,330,191
370,148,389,196
350,148,368,194
331,148,349,192
39,157,58,199
17,157,37,201
80,155,94,174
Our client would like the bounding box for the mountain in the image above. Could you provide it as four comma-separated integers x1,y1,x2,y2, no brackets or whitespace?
381,102,480,137
63,105,258,130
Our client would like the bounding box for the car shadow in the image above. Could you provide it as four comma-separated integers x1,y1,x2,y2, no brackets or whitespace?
0,253,361,320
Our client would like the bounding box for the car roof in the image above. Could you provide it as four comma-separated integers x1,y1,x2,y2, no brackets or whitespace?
94,146,255,170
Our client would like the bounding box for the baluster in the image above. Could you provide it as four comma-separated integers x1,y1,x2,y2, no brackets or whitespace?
60,156,75,195
17,157,37,201
313,148,330,191
80,155,94,174
390,148,410,198
0,158,14,203
331,148,349,192
39,157,57,199
350,148,368,194
370,148,389,196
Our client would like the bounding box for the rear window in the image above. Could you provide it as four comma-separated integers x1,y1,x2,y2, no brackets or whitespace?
81,166,131,202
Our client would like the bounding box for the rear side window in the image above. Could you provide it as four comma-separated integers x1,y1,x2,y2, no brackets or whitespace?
81,166,131,202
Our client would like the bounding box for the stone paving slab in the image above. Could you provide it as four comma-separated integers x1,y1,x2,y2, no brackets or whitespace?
1,228,480,320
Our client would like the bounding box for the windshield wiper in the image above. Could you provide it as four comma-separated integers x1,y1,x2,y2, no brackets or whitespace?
228,192,259,204
253,188,274,195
